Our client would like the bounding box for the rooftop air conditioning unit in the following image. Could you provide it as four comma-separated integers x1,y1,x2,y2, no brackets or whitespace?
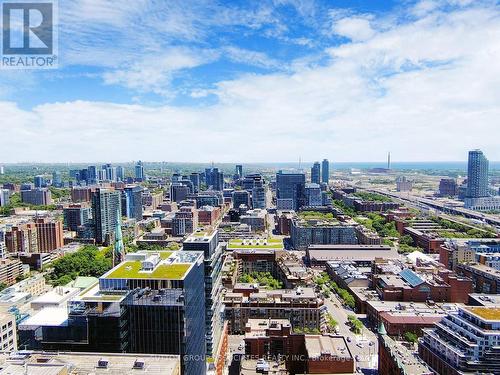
133,358,145,369
97,358,109,368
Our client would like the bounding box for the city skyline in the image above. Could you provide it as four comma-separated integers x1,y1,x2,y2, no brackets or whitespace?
1,0,499,162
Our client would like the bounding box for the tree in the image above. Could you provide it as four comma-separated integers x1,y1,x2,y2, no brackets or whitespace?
404,331,418,344
326,313,338,331
47,245,113,286
400,235,414,246
347,315,363,334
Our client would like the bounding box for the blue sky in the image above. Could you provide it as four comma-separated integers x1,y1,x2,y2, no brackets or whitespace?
1,0,499,162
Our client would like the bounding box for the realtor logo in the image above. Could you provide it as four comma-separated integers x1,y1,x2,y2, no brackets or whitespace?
1,0,58,68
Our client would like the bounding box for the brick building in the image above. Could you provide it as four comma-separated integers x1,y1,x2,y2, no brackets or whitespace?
457,263,500,294
373,268,472,303
5,223,38,253
35,218,64,252
197,205,221,225
243,318,354,374
223,287,326,334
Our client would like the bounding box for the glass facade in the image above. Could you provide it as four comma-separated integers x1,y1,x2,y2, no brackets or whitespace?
19,251,206,375
276,172,306,210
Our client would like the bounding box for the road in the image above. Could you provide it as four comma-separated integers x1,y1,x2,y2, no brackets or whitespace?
324,292,378,373
355,185,500,228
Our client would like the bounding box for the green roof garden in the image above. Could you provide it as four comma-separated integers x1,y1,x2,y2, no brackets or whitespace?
104,260,190,280
146,250,173,259
228,238,283,249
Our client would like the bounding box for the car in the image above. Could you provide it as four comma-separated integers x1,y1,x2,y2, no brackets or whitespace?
369,341,374,346
346,337,352,342
355,355,361,361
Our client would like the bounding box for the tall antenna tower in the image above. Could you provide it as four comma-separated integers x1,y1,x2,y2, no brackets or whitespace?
387,152,391,170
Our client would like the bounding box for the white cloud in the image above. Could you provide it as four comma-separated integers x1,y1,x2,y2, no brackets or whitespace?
102,48,218,96
223,46,285,70
332,16,375,41
1,1,499,162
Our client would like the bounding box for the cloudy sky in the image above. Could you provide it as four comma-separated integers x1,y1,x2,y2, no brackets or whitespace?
1,0,499,163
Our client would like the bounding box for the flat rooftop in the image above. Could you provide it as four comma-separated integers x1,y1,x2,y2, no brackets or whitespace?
308,248,399,262
460,263,500,276
18,307,68,328
31,287,80,305
468,294,500,307
0,352,180,375
379,335,433,375
75,283,126,303
228,238,283,249
466,307,500,321
366,300,454,315
185,228,216,240
239,359,287,375
304,335,351,360
105,261,190,280
101,251,197,280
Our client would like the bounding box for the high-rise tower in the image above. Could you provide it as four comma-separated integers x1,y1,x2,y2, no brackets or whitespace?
466,150,489,198
321,159,329,184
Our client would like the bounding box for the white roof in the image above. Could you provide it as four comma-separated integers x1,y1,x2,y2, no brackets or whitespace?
31,287,79,305
19,307,68,328
406,250,433,264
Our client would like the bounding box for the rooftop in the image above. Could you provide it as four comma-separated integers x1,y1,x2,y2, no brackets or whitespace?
187,228,216,239
228,238,283,249
379,334,433,375
19,307,68,328
0,352,180,375
102,251,194,280
31,287,80,306
468,294,500,307
105,261,190,280
466,307,500,321
304,335,351,359
308,246,399,262
75,283,126,302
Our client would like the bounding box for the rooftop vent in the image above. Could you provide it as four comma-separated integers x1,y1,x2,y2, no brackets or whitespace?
97,358,109,368
133,358,145,369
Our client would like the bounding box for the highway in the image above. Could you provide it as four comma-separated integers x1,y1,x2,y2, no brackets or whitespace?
355,185,500,228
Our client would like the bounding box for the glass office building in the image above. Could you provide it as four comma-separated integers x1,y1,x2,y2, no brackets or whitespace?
19,250,206,375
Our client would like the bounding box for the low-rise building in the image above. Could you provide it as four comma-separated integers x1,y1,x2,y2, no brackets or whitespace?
378,329,433,375
30,286,80,312
372,265,472,303
457,262,500,294
366,300,452,336
224,287,326,334
303,335,354,374
243,318,354,374
440,239,500,270
355,225,382,245
0,259,27,287
306,244,399,268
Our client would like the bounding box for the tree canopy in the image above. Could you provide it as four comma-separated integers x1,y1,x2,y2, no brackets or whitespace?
46,245,112,286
